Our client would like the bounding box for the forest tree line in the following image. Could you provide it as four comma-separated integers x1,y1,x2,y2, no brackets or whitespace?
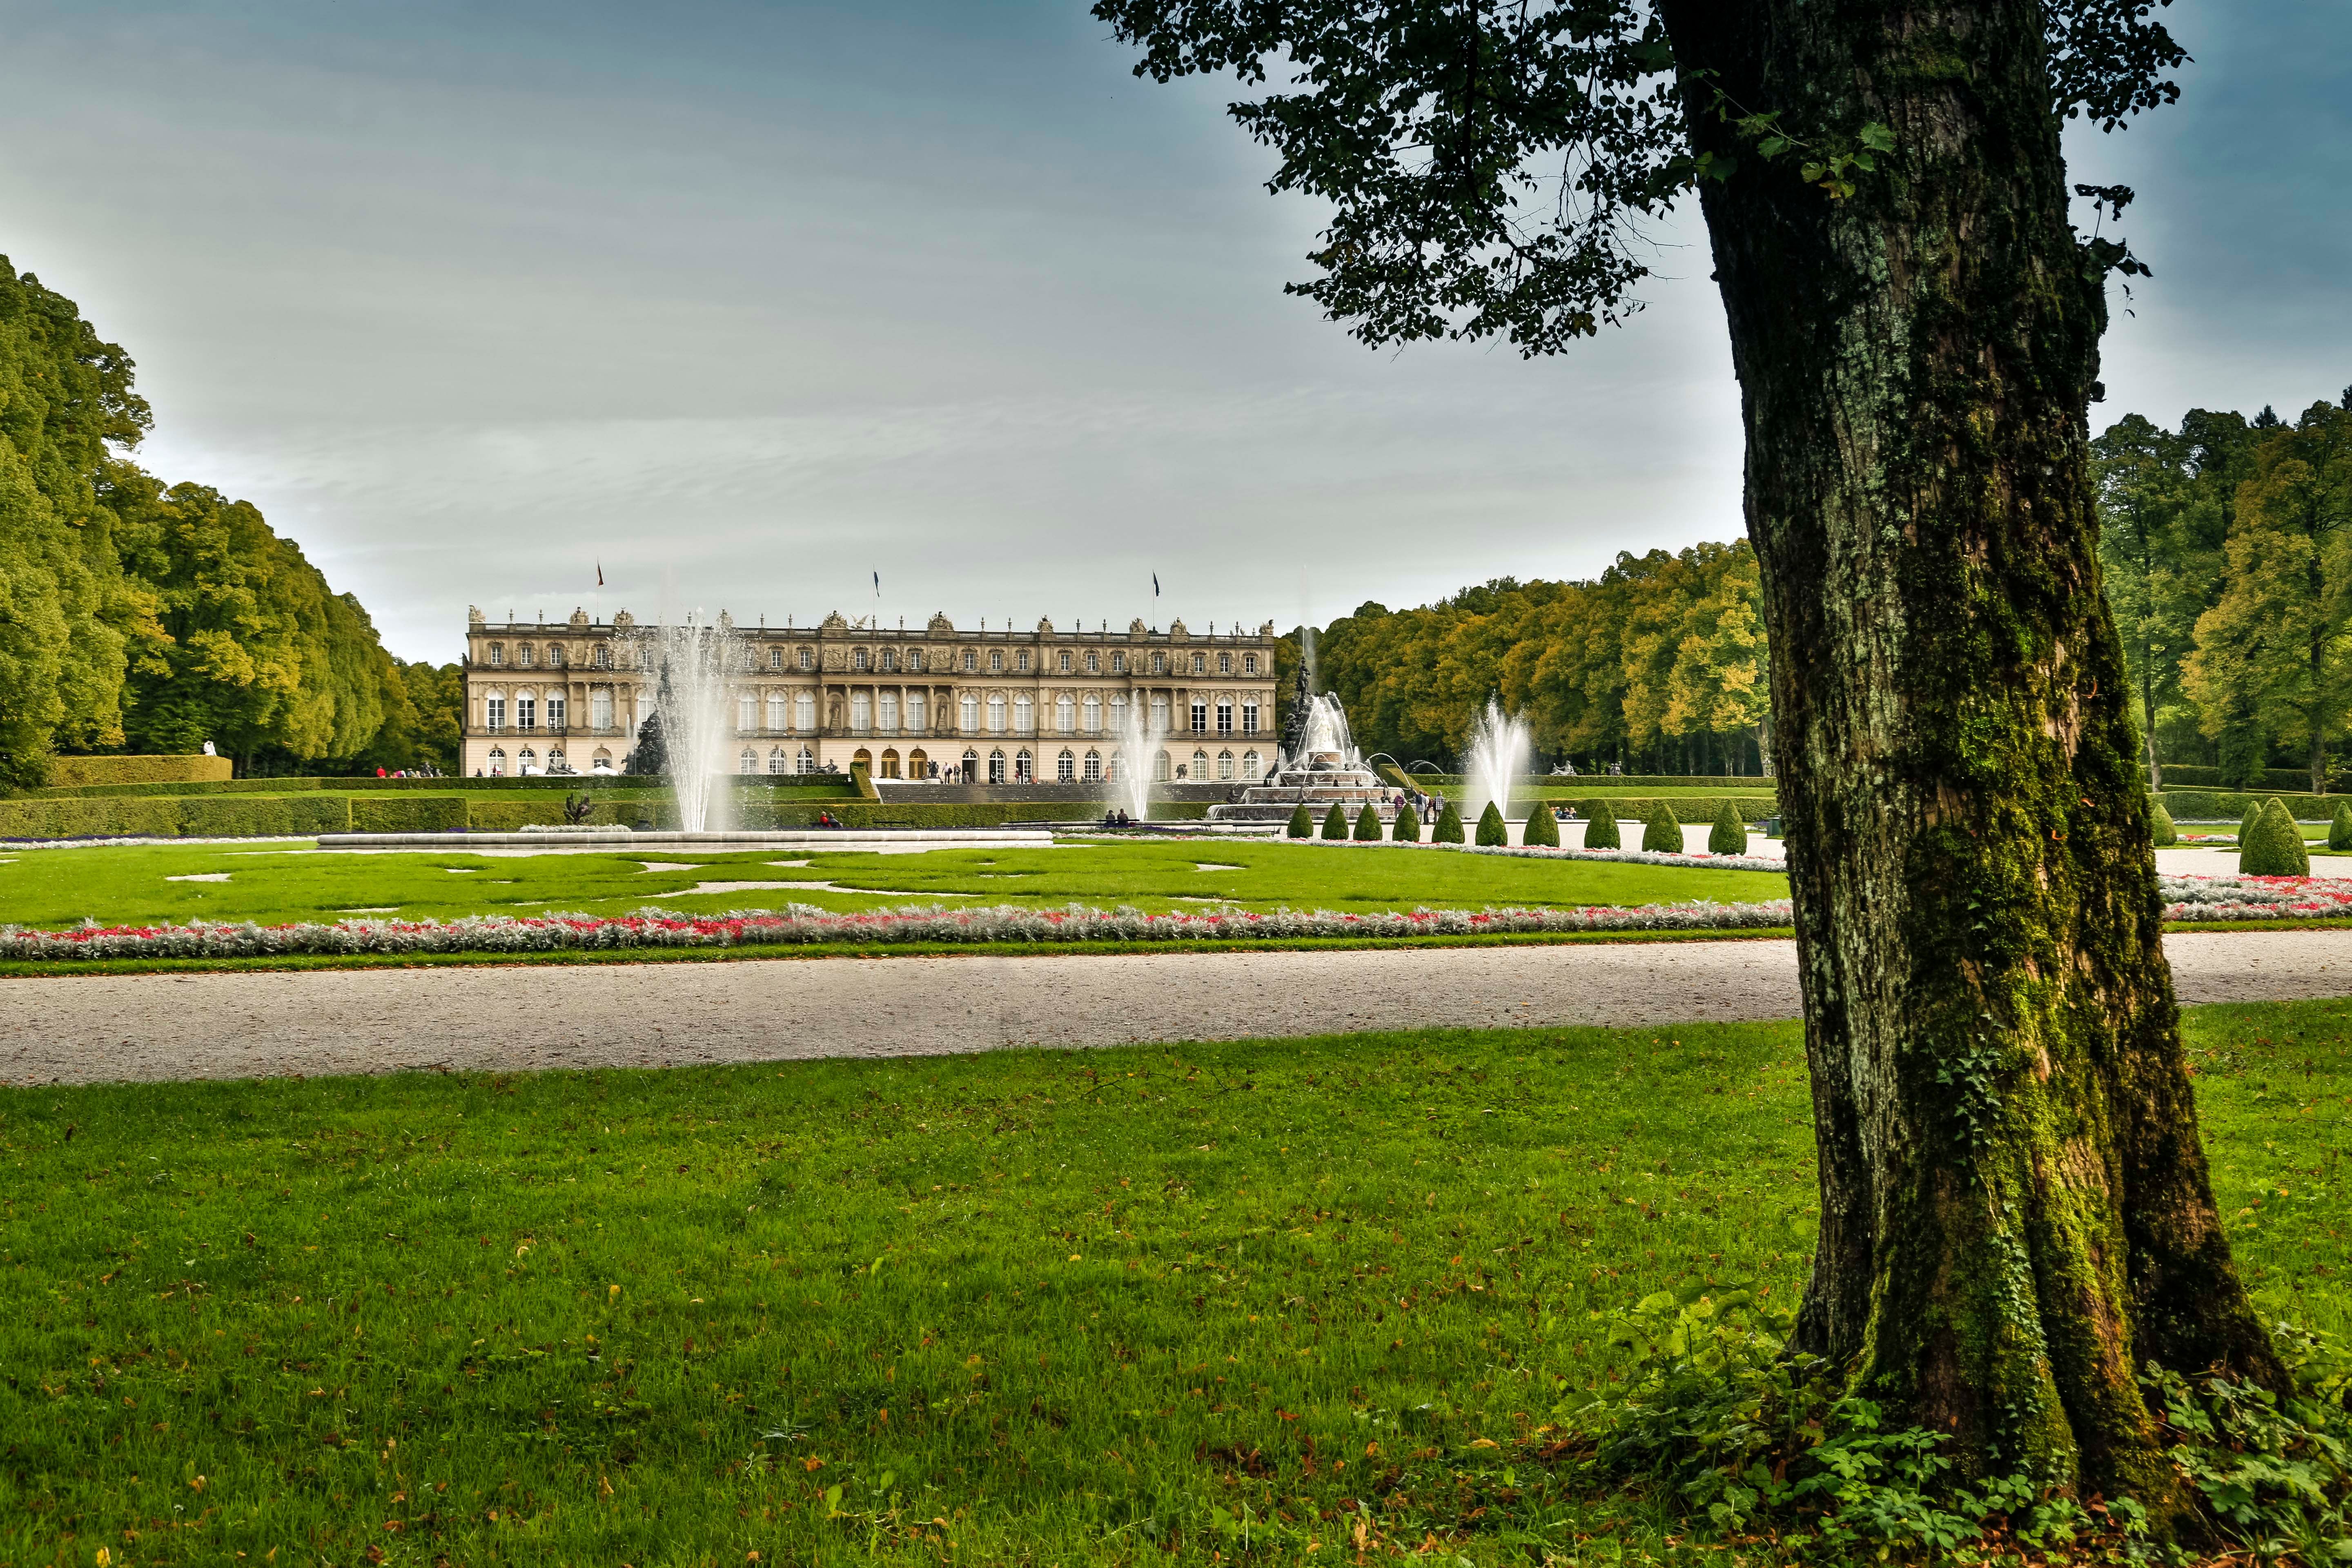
0,258,461,789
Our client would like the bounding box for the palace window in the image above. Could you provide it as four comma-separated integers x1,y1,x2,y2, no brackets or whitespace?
1193,748,1210,777
907,647,924,672
739,748,758,774
988,649,1004,673
796,691,817,731
488,643,504,666
1216,749,1235,781
1218,652,1231,674
1150,695,1169,731
853,647,870,671
906,692,927,730
1055,695,1075,733
546,693,567,729
881,648,897,673
592,690,614,729
1190,701,1207,733
1083,749,1102,782
1154,750,1172,782
488,746,507,775
768,692,788,731
851,693,872,731
797,745,815,773
486,692,506,730
799,646,815,670
962,649,977,671
519,747,537,771
595,643,612,669
1111,652,1126,675
1243,749,1262,780
1151,652,1166,675
1082,694,1101,733
1110,694,1129,734
1191,652,1205,674
517,695,537,731
1016,650,1031,673
987,695,1005,733
1242,700,1259,735
739,693,758,731
879,692,898,730
550,644,566,668
769,746,787,774
961,694,979,731
988,749,1007,784
1056,748,1075,782
962,748,979,779
880,748,900,779
1216,700,1232,736
517,644,535,668
744,644,761,672
1014,748,1033,782
1243,653,1257,675
1058,650,1072,673
768,646,782,670
1105,751,1121,782
1013,695,1033,733
1086,650,1100,673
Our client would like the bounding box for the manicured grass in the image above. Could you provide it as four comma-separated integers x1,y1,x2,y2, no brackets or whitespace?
0,1002,2342,1564
0,840,1788,933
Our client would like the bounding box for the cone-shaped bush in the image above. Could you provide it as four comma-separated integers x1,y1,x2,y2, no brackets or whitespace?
1584,799,1619,850
1641,800,1682,853
1522,802,1559,846
1286,802,1313,839
2331,799,2352,852
1708,799,1746,856
1433,801,1464,843
2149,799,2177,847
1321,802,1350,840
2240,798,2310,876
1475,801,1508,846
2238,801,2263,843
1392,801,1421,842
1353,802,1383,840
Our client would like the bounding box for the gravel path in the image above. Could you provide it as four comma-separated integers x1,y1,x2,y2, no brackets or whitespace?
2,928,2342,1086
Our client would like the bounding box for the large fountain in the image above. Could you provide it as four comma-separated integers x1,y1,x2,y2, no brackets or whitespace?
1206,668,1396,827
628,616,738,833
1459,699,1531,828
1109,697,1169,821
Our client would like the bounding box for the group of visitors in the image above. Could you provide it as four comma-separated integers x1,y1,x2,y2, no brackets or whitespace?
378,766,442,778
1100,808,1136,829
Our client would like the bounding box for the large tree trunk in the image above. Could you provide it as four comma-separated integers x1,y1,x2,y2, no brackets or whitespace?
1657,0,2282,1503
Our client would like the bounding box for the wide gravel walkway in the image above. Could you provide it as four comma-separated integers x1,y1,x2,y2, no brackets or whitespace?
3,928,2344,1086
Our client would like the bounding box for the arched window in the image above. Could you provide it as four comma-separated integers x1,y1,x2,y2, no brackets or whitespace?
851,693,872,731
1216,700,1233,735
987,695,1006,733
1110,694,1129,735
960,695,979,731
769,746,787,774
768,692,788,731
1193,748,1210,777
1083,749,1102,782
1154,750,1172,782
516,691,537,731
592,746,614,772
739,748,759,774
1243,749,1262,780
878,692,898,731
485,690,506,730
548,747,566,769
1082,694,1101,733
1216,749,1235,781
591,690,614,729
1055,694,1075,733
795,691,816,731
545,691,567,729
853,748,873,773
519,746,538,772
488,746,507,776
1056,748,1076,783
1150,695,1169,731
906,691,927,731
1242,700,1259,735
909,747,928,776
987,748,1007,784
880,748,900,778
1014,748,1033,781
739,693,757,731
962,747,980,780
797,746,815,773
1013,695,1033,733
1105,751,1122,782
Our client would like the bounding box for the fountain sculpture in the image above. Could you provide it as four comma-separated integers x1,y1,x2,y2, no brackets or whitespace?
1459,699,1531,829
1111,696,1168,822
628,616,737,833
1207,662,1394,826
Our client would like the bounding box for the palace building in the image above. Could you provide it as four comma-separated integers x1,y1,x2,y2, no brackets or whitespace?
460,606,1281,784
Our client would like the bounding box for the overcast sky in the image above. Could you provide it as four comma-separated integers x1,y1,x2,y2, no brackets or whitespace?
3,1,2344,662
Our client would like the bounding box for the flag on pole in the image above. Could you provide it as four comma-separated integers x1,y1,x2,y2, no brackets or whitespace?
873,570,880,599
1152,572,1160,599
596,561,604,587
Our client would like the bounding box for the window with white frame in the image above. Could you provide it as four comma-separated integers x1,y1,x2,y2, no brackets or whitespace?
546,693,567,729
488,746,506,774
1242,700,1259,734
851,693,872,731
1218,651,1232,674
1013,695,1033,733
768,692,788,731
592,690,614,729
1014,748,1032,781
1216,700,1232,735
769,747,787,774
595,644,612,669
1111,652,1126,675
988,649,1003,673
795,691,816,731
962,649,977,671
1016,650,1031,673
1154,750,1172,782
517,643,535,668
1191,652,1205,674
739,748,758,774
1056,748,1076,782
550,644,566,668
766,646,781,670
1192,748,1209,776
1150,695,1169,731
853,647,870,671
881,647,897,673
1105,751,1122,782
739,693,757,731
488,643,504,666
1058,650,1071,673
797,745,815,773
986,694,1005,732
1110,694,1129,734
1243,749,1261,780
906,692,927,731
517,693,537,730
1083,749,1102,782
907,647,924,672
1151,652,1166,674
1243,653,1257,675
961,694,980,731
1054,694,1073,732
879,692,898,730
486,691,506,729
1217,749,1235,780
1190,701,1207,733
1082,694,1101,733
798,646,814,670
988,749,1006,783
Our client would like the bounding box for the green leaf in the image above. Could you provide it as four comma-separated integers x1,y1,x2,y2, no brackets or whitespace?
1857,121,1897,153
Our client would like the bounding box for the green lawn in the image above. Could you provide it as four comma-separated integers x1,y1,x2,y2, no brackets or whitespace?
0,839,1788,932
0,1002,2341,1565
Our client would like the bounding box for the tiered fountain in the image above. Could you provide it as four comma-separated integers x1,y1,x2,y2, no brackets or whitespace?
1207,672,1395,827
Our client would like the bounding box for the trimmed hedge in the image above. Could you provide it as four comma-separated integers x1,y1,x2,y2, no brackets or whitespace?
1474,802,1508,846
1392,802,1420,842
1521,802,1559,846
1423,773,1775,790
2240,802,2263,842
1352,803,1383,841
2241,799,2310,876
47,753,232,787
1584,799,1620,851
0,794,351,839
2149,800,2177,847
2332,800,2352,853
2152,764,2336,793
2161,789,2343,822
1709,799,1747,856
1321,803,1350,840
1287,803,1313,839
352,797,470,833
1641,800,1682,853
1432,802,1464,844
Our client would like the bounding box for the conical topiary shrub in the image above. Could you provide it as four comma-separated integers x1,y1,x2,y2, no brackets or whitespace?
1321,802,1350,840
1708,799,1746,856
2149,799,2177,847
1522,801,1559,846
1433,801,1465,843
1641,800,1682,853
1286,802,1313,839
2331,799,2352,852
1475,800,1508,846
1584,799,1619,850
2238,800,2262,844
2240,798,2310,876
1393,800,1421,842
1353,802,1383,840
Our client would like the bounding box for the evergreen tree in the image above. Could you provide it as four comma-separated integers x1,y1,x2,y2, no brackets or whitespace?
1474,800,1507,846
2239,798,2310,877
2333,800,2352,853
1320,802,1348,840
1584,798,1620,850
1641,800,1682,854
1521,800,1559,846
1352,802,1382,840
1285,802,1313,839
2238,800,2263,843
1432,801,1463,844
1709,799,1747,856
2149,800,2177,848
1392,800,1420,842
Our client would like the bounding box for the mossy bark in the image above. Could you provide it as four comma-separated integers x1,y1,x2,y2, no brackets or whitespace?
1659,0,2281,1508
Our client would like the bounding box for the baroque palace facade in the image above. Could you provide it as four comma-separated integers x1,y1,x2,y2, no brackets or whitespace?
460,606,1281,784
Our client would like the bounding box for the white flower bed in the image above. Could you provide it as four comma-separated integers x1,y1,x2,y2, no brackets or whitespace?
2156,873,2352,921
